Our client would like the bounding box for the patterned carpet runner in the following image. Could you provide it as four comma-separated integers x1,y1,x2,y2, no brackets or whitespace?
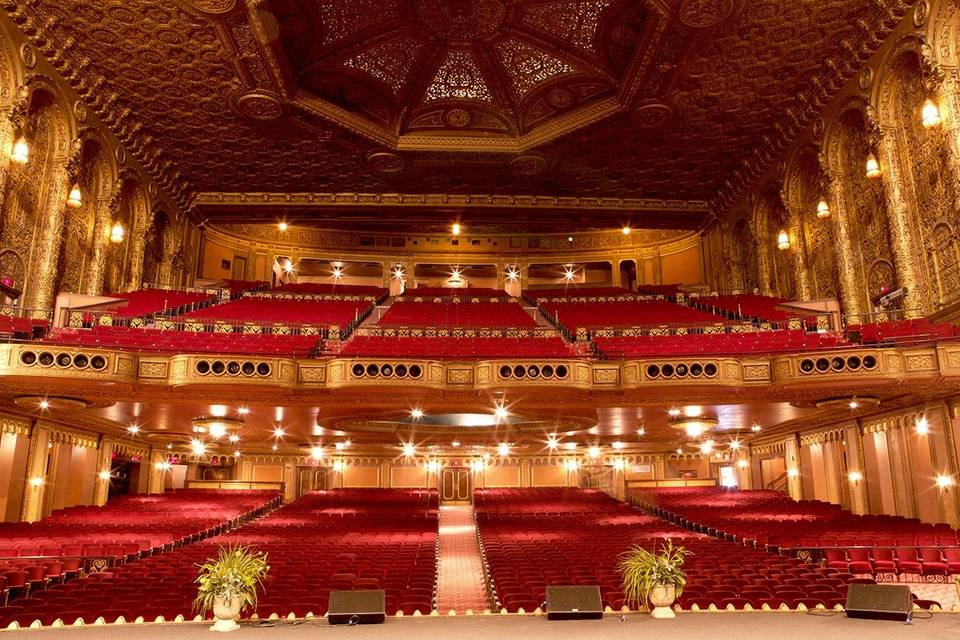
436,504,492,613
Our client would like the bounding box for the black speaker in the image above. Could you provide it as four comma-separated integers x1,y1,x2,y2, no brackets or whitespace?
327,589,386,625
545,585,603,620
844,583,912,621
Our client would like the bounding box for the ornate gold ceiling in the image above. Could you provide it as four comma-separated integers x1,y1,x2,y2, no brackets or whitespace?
8,0,909,229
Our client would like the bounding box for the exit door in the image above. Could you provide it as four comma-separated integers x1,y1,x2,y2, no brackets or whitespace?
440,467,471,502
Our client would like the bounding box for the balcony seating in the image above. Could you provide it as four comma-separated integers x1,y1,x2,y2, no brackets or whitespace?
474,488,852,612
846,319,957,346
632,487,959,577
693,294,803,322
341,335,577,359
0,489,437,626
180,297,372,327
270,283,387,297
0,315,47,338
594,330,848,358
380,301,536,328
221,280,269,295
539,299,723,331
103,290,215,319
0,490,278,608
45,326,322,357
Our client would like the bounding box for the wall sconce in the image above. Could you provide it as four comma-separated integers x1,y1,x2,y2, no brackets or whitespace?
922,98,942,128
737,459,749,469
332,460,346,472
66,183,82,208
848,470,863,482
109,222,126,244
915,416,929,435
865,153,881,179
936,474,954,488
786,468,799,478
776,230,790,251
815,199,830,219
98,471,112,481
11,136,29,164
29,477,43,487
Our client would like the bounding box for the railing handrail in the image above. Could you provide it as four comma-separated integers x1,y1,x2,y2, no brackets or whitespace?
0,304,53,321
841,308,926,326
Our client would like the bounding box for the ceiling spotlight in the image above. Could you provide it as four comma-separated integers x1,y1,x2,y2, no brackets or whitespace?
547,435,559,450
612,441,625,450
668,406,681,417
922,98,942,128
848,399,860,410
271,444,278,451
915,416,929,435
38,399,50,410
636,427,646,437
452,222,461,236
233,450,241,458
588,446,601,458
410,408,424,420
127,424,141,435
310,446,323,460
505,266,519,282
451,440,460,448
676,447,683,455
497,443,510,457
563,267,576,282
729,440,741,451
331,265,344,279
228,434,240,444
621,226,631,235
278,221,288,231
273,427,286,438
403,443,416,457
237,407,250,416
493,402,509,421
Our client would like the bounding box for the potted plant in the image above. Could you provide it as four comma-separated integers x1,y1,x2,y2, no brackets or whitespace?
194,545,270,632
619,539,691,618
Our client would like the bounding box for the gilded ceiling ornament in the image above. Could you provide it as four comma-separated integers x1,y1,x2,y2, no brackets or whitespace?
445,108,472,128
178,0,238,14
509,153,549,176
19,43,35,69
414,0,508,40
913,0,929,27
235,91,284,120
546,88,574,110
858,67,873,91
366,151,406,174
628,101,674,130
677,0,736,29
115,146,126,165
73,100,88,123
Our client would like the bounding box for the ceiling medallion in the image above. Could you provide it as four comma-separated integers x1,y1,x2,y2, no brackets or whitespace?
414,0,509,40
509,153,549,176
13,395,92,410
235,91,284,121
546,88,575,110
445,108,472,128
366,150,406,173
677,0,736,29
629,101,675,129
181,0,238,14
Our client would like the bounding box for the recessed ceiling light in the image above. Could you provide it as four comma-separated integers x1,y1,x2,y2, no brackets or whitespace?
493,402,509,421
636,428,646,437
278,221,288,231
547,436,559,450
410,408,424,420
273,427,286,438
403,443,416,457
237,407,250,416
228,434,240,444
497,443,510,456
127,425,141,435
452,222,461,236
621,226,631,235
38,399,49,410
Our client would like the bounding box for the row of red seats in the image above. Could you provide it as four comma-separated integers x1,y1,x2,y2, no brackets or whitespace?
594,330,848,357
380,301,536,328
474,488,855,612
540,300,725,331
44,327,322,357
0,315,47,338
400,287,507,298
270,283,386,296
693,294,800,322
104,290,214,319
846,319,957,345
181,297,372,326
0,489,438,627
340,335,577,358
633,487,959,551
525,287,633,299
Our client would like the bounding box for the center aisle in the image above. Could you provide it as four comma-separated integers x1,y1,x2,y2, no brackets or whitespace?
436,504,492,613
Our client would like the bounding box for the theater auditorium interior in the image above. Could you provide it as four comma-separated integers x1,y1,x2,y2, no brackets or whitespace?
6,0,960,638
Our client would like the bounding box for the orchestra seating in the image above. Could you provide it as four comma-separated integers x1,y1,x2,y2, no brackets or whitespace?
632,487,959,575
341,335,577,359
101,290,214,319
270,283,386,296
44,326,322,357
594,329,848,358
380,301,536,328
474,488,853,612
0,489,437,626
0,490,278,608
538,299,723,331
403,287,508,297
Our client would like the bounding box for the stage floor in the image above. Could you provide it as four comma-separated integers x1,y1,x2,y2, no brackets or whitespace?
3,612,959,640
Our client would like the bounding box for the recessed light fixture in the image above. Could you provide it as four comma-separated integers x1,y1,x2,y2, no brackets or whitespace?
621,226,631,235
273,427,286,438
278,221,288,231
547,435,559,450
452,222,461,236
410,408,424,420
127,424,141,435
497,443,510,457
38,399,49,410
636,427,645,437
237,407,250,416
493,402,509,421
403,443,416,457
228,434,240,444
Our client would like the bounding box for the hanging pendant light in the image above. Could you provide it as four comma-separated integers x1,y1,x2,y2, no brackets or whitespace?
865,153,881,178
777,229,790,251
109,222,126,243
66,183,82,208
11,136,29,164
816,199,830,219
921,98,942,128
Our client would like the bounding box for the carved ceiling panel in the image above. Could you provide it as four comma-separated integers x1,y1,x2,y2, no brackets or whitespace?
8,0,904,230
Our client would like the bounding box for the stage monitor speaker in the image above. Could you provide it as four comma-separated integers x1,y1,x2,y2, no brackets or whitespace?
546,585,603,620
328,589,386,625
844,583,912,622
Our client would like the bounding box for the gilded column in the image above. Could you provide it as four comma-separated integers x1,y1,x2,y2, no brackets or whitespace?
22,141,78,312
737,450,753,489
782,192,812,299
825,168,866,317
751,221,774,296
21,425,51,522
930,405,960,528
84,185,119,296
843,423,869,515
124,210,153,292
93,440,115,506
784,435,803,500
724,227,746,292
885,425,917,518
875,127,931,317
147,449,167,494
0,87,29,224
822,440,843,506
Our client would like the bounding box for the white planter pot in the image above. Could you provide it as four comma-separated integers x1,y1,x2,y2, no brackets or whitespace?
648,584,677,618
210,595,243,632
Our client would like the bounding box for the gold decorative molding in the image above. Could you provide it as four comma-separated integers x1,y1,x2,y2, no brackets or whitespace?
0,413,30,436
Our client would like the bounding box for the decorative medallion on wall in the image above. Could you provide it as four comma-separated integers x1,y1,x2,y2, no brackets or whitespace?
366,151,406,174
913,0,929,27
859,67,873,91
148,181,159,198
629,101,675,129
235,91,284,121
115,147,127,165
73,100,88,123
444,108,472,128
19,43,36,69
509,153,549,176
812,117,824,138
677,0,737,28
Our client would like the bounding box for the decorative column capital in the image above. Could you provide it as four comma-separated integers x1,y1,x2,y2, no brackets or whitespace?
6,84,29,134
919,36,945,94
864,105,885,148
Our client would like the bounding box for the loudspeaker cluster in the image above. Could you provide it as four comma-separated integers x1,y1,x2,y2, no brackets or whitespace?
798,354,878,374
19,349,109,372
195,359,273,377
350,362,424,379
645,361,719,379
497,363,569,380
